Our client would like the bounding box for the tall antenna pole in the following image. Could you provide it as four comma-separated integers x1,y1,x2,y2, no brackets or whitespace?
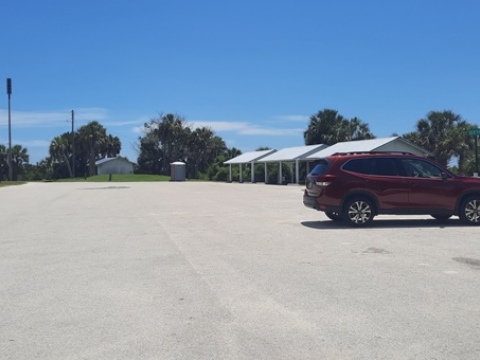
71,110,75,178
6,78,12,181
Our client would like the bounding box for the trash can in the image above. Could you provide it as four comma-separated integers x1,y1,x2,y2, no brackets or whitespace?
170,161,186,181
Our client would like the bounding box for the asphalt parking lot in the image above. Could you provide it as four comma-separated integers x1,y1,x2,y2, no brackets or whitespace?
1,181,480,360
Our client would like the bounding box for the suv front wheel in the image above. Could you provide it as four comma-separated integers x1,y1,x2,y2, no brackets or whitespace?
343,197,375,227
459,196,480,225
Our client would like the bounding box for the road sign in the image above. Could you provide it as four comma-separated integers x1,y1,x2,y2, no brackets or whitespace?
468,128,480,136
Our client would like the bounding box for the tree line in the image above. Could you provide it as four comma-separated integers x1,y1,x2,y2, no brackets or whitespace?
0,121,121,181
0,144,29,181
1,108,478,181
137,113,238,180
48,121,121,179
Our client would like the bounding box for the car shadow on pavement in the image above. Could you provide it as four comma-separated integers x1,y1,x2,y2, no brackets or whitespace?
301,218,469,230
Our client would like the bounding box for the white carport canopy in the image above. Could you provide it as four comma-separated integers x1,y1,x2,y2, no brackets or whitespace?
223,149,276,182
306,136,432,159
259,144,328,184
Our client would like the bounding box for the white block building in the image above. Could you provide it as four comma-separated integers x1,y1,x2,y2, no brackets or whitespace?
95,157,135,175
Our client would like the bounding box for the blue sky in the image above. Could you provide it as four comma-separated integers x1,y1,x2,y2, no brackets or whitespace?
1,0,479,164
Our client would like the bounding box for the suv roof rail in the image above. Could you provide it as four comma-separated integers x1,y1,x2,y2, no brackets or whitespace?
331,151,415,156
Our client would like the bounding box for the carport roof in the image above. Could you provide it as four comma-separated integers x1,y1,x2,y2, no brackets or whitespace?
223,149,276,164
306,136,431,159
260,144,327,162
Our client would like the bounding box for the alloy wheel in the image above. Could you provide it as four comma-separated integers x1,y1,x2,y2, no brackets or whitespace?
344,198,374,227
464,199,480,224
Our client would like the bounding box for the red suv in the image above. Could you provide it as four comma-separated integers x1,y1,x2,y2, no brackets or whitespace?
303,152,480,226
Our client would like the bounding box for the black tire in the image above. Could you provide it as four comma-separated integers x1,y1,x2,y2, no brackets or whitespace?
459,196,480,225
430,214,452,222
343,197,375,227
325,211,343,222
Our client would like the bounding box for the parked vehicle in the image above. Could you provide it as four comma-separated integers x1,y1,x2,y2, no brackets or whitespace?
303,152,480,227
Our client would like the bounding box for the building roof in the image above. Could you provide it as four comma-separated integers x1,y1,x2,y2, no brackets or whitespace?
306,137,432,159
224,149,276,164
95,157,135,166
223,138,431,166
260,144,327,162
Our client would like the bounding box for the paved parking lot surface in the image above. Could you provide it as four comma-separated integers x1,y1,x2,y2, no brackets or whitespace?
1,181,480,359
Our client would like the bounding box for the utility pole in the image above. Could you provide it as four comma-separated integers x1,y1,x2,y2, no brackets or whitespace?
6,78,12,181
71,110,75,178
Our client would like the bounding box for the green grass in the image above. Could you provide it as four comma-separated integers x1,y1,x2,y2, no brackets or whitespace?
0,181,27,188
56,174,172,182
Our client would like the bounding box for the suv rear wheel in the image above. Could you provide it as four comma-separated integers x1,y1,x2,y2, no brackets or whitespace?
343,197,375,227
459,196,480,225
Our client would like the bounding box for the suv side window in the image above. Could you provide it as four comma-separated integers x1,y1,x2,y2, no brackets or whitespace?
400,159,442,178
342,159,367,174
343,158,399,176
365,158,398,176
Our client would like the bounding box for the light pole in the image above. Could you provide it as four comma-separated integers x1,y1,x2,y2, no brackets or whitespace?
6,78,12,181
71,110,75,178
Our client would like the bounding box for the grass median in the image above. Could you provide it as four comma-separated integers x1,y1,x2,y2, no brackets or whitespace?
0,181,27,188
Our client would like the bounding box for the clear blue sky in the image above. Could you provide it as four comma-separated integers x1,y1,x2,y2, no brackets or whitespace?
1,0,479,164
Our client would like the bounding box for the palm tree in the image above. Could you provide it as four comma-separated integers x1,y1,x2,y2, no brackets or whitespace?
155,113,189,174
450,121,473,174
37,157,54,180
304,109,345,145
11,144,29,180
188,127,215,178
49,134,73,178
228,147,242,159
304,109,375,145
136,131,163,174
403,110,467,167
348,117,375,141
103,134,122,158
0,144,7,181
77,121,107,176
211,135,227,160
